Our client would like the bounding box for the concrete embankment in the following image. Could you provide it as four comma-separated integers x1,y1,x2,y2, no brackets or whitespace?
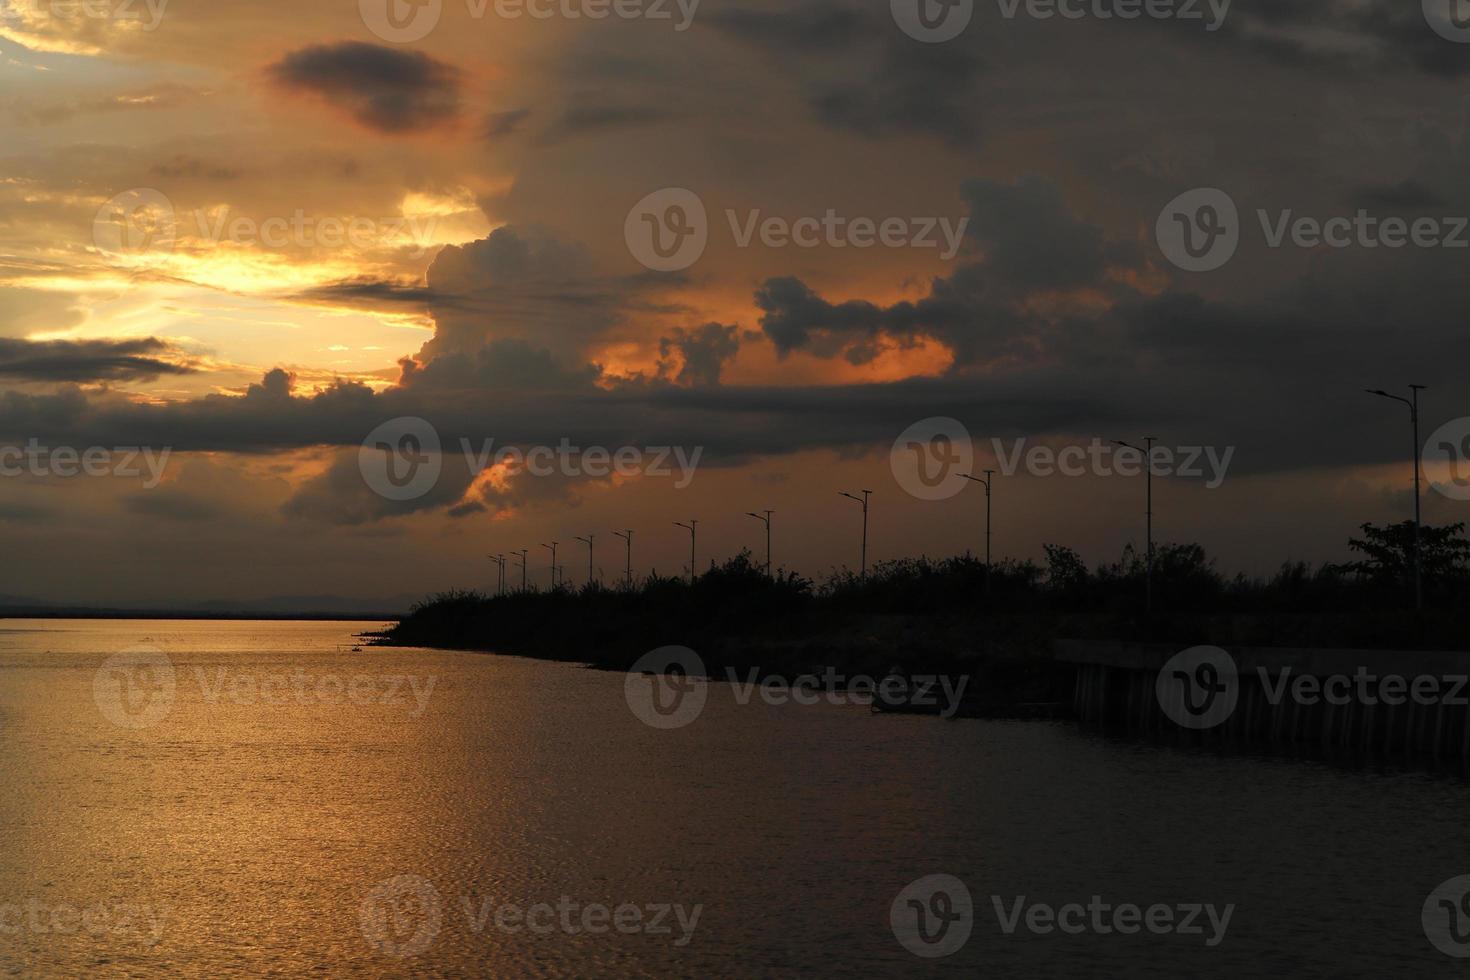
1058,640,1470,763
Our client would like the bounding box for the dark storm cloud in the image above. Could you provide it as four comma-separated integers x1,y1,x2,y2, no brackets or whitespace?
0,337,196,382
417,227,653,364
658,323,740,387
292,277,449,311
709,1,983,145
282,448,478,525
705,0,1470,151
5,177,1468,526
268,42,461,133
811,35,983,147
754,177,1127,365
962,177,1111,290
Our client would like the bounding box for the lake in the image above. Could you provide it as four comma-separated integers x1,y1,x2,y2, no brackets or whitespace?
1,618,1468,976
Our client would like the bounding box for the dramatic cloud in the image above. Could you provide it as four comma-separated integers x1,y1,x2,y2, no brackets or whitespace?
658,323,740,387
268,42,462,133
709,1,983,145
0,338,196,383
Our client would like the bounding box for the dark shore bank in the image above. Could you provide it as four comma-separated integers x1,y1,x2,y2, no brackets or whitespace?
374,540,1469,717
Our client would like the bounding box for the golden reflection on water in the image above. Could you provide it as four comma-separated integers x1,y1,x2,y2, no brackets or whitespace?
9,620,1470,976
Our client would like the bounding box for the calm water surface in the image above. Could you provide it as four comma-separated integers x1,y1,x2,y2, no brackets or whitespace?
2,619,1469,977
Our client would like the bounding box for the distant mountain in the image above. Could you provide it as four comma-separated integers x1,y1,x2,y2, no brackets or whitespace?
188,594,417,617
0,593,417,619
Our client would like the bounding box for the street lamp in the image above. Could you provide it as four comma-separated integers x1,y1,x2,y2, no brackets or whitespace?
746,510,773,577
575,534,595,586
839,490,872,577
958,470,993,570
1112,438,1157,614
1367,385,1427,612
612,529,633,589
513,549,528,592
542,541,558,590
487,553,506,595
674,520,698,583
958,473,993,590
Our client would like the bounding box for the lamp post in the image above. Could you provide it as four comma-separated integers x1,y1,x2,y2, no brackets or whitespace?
674,520,698,583
960,470,994,593
959,470,994,570
746,510,773,577
575,534,595,586
1112,438,1156,614
488,553,506,595
542,541,558,590
839,490,872,577
513,549,528,592
1367,385,1427,612
613,529,633,589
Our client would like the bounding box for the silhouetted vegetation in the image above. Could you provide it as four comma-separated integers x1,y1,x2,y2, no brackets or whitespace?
380,523,1470,698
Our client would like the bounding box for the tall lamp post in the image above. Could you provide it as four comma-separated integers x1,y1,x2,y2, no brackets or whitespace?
1112,438,1157,614
1367,385,1427,612
542,541,558,590
960,470,994,570
960,470,994,594
575,534,595,586
746,510,773,577
488,553,506,595
839,490,872,577
513,549,528,592
674,520,698,583
613,529,633,589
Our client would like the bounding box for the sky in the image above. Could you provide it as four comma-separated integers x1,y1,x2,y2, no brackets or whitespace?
0,0,1467,605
